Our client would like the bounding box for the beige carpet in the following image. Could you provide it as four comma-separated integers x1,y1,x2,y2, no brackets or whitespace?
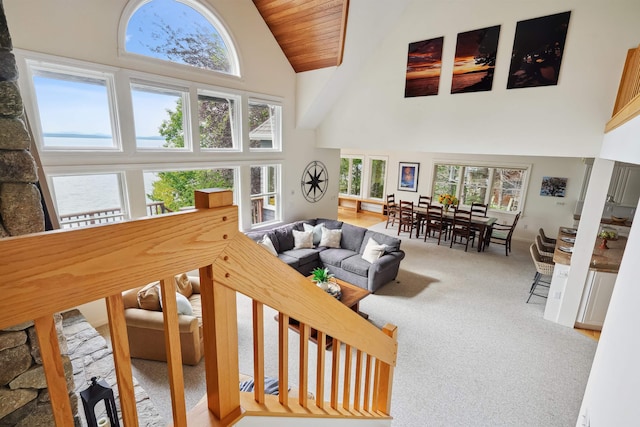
123,221,597,426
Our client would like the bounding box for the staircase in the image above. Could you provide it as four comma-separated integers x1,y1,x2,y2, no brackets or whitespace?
0,189,398,426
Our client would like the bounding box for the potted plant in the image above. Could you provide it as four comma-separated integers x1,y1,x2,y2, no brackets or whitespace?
311,267,334,291
598,230,616,249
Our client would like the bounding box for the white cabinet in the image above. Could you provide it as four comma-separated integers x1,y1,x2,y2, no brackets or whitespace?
575,270,617,330
611,164,640,206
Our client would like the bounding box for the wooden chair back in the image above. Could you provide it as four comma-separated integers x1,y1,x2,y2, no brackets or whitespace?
424,205,446,244
449,209,475,251
385,194,399,228
418,195,431,208
397,200,415,237
470,202,488,217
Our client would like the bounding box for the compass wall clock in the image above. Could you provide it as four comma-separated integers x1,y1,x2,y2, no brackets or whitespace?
301,161,328,203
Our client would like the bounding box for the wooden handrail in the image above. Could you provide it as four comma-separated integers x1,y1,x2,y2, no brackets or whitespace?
606,43,640,132
0,189,397,426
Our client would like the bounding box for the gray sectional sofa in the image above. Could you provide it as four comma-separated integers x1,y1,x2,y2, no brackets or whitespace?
246,218,405,293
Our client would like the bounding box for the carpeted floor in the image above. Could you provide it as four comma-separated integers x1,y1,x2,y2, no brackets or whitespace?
126,221,597,426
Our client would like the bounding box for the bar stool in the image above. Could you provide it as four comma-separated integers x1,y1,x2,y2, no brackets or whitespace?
527,243,554,303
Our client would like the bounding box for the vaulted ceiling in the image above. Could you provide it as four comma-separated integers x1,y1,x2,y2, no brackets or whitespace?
252,0,349,73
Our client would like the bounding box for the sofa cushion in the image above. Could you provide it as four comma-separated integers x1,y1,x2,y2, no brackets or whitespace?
293,229,314,249
362,237,386,263
189,294,202,327
175,273,193,298
341,223,367,252
282,248,321,265
360,230,401,253
137,282,161,311
303,222,324,246
159,291,193,315
257,234,278,256
278,253,300,268
341,254,371,277
319,248,357,268
320,226,342,248
273,224,296,252
316,218,343,230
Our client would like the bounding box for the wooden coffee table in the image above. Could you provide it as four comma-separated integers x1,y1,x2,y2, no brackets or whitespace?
276,277,370,349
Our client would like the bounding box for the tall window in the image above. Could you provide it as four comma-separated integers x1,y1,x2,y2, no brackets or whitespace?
433,163,527,212
339,156,363,197
30,65,118,150
368,158,386,199
124,0,239,76
50,173,127,228
249,100,281,150
198,91,239,150
131,82,189,150
251,165,279,225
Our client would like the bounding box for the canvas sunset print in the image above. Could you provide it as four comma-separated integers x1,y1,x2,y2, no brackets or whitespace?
451,25,500,94
404,37,444,97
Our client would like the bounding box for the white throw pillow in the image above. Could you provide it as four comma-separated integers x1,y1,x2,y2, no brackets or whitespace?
303,222,324,246
159,291,194,315
257,234,278,256
319,226,342,248
362,237,386,263
292,229,314,249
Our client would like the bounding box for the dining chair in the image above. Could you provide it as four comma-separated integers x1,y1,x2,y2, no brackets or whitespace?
397,200,417,237
527,243,554,303
470,202,488,217
385,194,399,228
535,234,555,258
418,195,431,208
424,204,447,245
538,227,557,246
486,212,520,256
449,209,475,251
415,195,431,235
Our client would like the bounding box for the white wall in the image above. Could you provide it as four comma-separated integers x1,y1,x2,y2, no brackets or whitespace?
3,0,339,224
316,0,640,158
342,149,585,241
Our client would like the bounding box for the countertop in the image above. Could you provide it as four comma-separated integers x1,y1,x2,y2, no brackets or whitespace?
573,214,632,227
553,227,627,273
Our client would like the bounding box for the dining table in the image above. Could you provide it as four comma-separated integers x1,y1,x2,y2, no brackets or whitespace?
413,205,497,252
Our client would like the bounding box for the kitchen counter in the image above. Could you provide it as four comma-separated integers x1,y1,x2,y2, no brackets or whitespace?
553,227,627,273
573,214,632,227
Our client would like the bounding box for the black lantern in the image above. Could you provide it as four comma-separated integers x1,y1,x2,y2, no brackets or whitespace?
80,376,120,427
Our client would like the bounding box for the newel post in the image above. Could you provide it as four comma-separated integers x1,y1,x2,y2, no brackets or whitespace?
194,189,242,423
375,323,397,414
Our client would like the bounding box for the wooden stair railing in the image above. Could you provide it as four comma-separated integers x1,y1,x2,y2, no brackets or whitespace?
606,43,640,132
0,189,397,426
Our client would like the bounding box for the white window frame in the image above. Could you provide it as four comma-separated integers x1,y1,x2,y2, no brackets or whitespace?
250,163,281,228
365,156,388,200
432,160,531,214
118,0,241,77
340,155,364,197
25,59,122,153
197,89,242,152
248,98,282,152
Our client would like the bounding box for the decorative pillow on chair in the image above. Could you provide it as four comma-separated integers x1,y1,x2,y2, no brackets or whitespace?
292,229,314,249
362,237,386,263
175,273,193,298
303,222,324,246
257,234,278,256
137,282,161,311
319,226,342,248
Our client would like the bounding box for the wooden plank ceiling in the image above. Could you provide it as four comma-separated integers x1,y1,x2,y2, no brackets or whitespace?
252,0,349,73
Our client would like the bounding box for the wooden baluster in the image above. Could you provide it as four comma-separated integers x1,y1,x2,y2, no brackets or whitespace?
105,294,139,427
252,301,265,404
34,315,74,427
343,345,352,411
315,331,326,409
159,276,187,427
354,349,363,412
330,338,340,409
278,313,289,405
299,323,310,408
373,324,398,415
363,354,372,412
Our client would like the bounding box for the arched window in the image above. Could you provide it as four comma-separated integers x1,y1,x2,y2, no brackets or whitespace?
121,0,239,76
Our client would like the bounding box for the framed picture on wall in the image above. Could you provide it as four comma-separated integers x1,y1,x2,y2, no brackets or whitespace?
540,176,567,197
398,162,419,192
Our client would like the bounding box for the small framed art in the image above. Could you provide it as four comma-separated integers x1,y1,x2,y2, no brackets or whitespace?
398,162,419,192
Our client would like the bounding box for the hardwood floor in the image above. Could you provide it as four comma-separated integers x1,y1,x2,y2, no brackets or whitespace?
337,208,601,342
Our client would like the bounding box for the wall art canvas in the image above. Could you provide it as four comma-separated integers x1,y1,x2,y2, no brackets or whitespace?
404,37,444,97
507,11,571,89
398,162,419,192
540,176,567,197
451,25,501,94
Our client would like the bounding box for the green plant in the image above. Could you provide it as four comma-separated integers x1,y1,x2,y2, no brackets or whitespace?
311,267,334,284
599,230,616,240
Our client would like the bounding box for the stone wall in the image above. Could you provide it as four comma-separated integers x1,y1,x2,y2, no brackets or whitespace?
0,2,76,425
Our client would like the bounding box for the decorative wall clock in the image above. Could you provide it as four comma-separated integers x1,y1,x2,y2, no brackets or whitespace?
301,160,328,203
